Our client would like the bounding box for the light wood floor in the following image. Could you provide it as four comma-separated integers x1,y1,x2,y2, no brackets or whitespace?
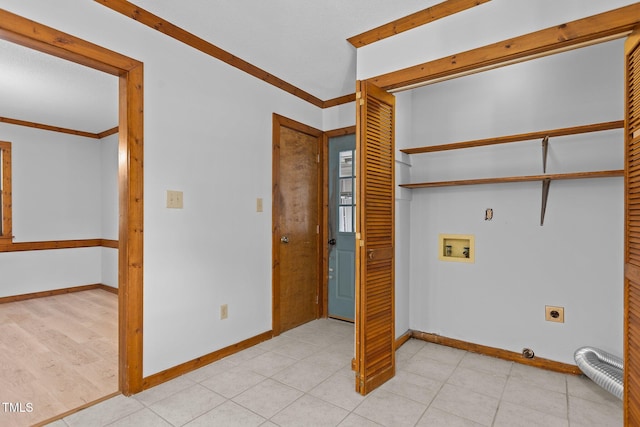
0,289,118,427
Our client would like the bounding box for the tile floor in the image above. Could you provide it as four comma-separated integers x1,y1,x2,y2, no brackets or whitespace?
44,319,622,426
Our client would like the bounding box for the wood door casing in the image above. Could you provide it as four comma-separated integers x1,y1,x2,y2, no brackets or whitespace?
354,80,396,395
625,28,640,425
272,114,322,335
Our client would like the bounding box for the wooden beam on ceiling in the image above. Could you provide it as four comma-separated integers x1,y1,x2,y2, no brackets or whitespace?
348,0,491,48
95,0,325,108
370,3,640,92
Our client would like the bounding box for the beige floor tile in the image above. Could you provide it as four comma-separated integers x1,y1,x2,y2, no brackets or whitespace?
447,366,507,399
185,358,238,383
303,349,352,372
395,339,426,363
309,371,367,411
566,374,622,408
200,368,266,398
106,408,173,427
232,378,303,418
222,345,267,366
413,342,466,365
430,383,498,426
417,407,485,426
354,389,427,427
568,395,623,426
458,352,513,376
184,400,265,427
40,319,625,427
237,351,298,377
148,383,225,426
502,376,567,418
282,328,342,348
272,359,337,392
493,401,568,427
378,370,441,405
401,355,457,382
509,363,567,394
270,338,324,360
338,413,384,426
133,375,196,406
270,394,349,427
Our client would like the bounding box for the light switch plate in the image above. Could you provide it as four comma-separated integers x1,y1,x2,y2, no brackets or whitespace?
166,190,183,209
256,198,263,212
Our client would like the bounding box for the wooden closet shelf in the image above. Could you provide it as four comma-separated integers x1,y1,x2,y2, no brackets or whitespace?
401,120,623,154
399,170,624,189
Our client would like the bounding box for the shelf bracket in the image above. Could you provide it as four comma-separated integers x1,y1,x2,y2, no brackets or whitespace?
541,178,551,226
542,136,549,173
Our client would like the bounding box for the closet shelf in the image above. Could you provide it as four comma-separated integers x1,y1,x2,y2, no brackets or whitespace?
399,120,624,225
399,170,624,189
400,120,623,155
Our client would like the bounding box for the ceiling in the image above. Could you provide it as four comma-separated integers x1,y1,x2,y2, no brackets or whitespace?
0,0,435,134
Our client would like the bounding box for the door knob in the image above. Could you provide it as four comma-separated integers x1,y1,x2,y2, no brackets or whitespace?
280,236,289,243
328,238,336,246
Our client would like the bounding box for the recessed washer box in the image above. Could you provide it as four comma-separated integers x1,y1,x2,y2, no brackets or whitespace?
439,234,475,263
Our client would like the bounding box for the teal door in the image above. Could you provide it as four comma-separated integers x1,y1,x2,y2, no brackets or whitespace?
328,134,356,321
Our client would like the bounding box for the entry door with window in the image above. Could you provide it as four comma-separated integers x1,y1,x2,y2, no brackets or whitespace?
328,134,356,321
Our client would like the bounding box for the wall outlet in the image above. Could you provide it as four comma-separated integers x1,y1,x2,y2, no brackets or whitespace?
220,304,228,320
545,305,564,323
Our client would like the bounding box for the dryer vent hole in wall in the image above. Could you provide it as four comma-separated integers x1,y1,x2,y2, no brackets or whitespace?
522,348,535,359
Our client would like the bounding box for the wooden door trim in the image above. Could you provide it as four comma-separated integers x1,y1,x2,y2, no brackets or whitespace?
0,8,144,395
272,114,323,335
321,126,356,318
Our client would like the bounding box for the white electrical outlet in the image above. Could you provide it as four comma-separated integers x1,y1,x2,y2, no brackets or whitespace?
220,304,228,320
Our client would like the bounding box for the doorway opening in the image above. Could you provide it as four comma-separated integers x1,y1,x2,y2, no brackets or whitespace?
0,9,144,396
327,133,356,322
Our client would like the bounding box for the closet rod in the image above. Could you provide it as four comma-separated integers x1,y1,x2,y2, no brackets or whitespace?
401,120,623,154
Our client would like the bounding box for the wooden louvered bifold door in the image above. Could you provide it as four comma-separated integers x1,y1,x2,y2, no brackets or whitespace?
354,80,395,395
625,28,640,425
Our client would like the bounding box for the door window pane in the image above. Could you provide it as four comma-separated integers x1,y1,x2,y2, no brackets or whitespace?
338,149,356,233
339,206,353,233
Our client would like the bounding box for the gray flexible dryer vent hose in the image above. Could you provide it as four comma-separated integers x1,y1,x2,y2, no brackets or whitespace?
574,346,623,400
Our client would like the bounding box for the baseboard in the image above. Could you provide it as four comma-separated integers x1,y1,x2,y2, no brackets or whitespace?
395,329,412,350
0,283,118,304
142,330,274,390
411,330,582,375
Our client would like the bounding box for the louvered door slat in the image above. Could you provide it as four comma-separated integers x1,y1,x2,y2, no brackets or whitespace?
625,29,640,425
355,80,396,395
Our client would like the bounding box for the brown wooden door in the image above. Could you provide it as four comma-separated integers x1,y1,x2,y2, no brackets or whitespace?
354,80,395,394
272,114,322,335
625,28,640,425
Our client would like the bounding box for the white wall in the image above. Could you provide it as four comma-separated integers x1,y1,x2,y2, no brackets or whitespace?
0,0,323,376
0,123,105,296
403,40,624,364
